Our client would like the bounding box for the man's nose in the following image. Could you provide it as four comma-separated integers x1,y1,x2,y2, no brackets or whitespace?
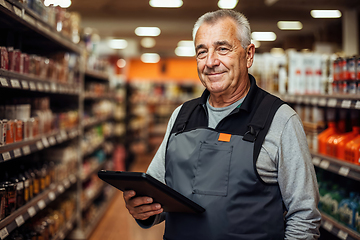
205,51,220,68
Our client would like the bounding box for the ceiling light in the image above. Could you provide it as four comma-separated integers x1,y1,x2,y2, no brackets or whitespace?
175,46,195,57
149,0,183,8
277,21,303,30
141,53,160,63
177,40,194,47
218,0,238,9
135,27,161,37
251,40,261,48
141,38,156,48
117,59,126,68
311,10,342,18
270,48,285,56
108,39,128,49
44,0,71,8
251,32,277,41
264,0,278,6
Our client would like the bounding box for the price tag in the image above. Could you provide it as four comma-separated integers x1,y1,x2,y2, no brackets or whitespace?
320,160,330,169
0,77,8,87
37,82,44,91
311,98,318,105
10,79,20,88
13,6,22,17
36,141,44,150
312,157,321,166
327,98,337,108
48,136,56,145
303,97,310,104
13,148,22,158
48,192,56,201
15,215,25,227
296,96,304,104
21,80,29,89
2,152,11,161
63,179,70,188
337,230,348,240
37,199,46,210
23,13,35,25
44,83,50,92
29,82,36,91
69,174,76,183
27,206,36,217
57,185,65,193
356,101,360,110
338,166,350,177
318,98,327,106
0,227,9,240
51,83,57,92
341,100,352,109
60,130,67,140
323,221,333,232
56,134,62,143
22,145,31,155
42,137,50,148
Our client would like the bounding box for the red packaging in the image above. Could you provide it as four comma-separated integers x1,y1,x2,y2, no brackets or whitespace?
357,57,360,80
14,50,21,73
0,47,8,70
14,119,23,142
7,47,15,71
22,53,29,74
6,120,14,144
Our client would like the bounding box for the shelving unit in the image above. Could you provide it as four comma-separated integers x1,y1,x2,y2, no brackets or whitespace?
278,93,360,239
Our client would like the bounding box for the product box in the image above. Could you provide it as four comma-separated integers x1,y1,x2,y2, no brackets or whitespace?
7,47,15,71
0,47,8,70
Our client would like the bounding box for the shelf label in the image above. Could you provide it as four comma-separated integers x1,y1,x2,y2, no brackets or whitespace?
44,83,50,92
318,98,327,107
338,166,350,177
0,77,8,87
323,221,333,232
48,192,56,201
15,215,25,227
36,141,44,150
69,174,76,183
48,136,56,145
13,148,22,158
60,130,67,140
22,145,31,155
13,6,22,17
29,82,36,91
42,137,50,148
327,98,337,108
37,199,46,210
23,13,36,26
337,230,348,240
303,97,310,104
27,206,36,217
63,179,70,188
37,82,44,91
56,134,62,143
2,152,11,161
21,80,29,89
10,79,20,88
341,100,352,109
312,157,321,166
0,227,9,240
319,160,330,169
57,185,65,193
355,101,360,110
51,83,57,92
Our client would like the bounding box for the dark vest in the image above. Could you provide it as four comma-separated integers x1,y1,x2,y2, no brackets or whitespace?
164,75,285,240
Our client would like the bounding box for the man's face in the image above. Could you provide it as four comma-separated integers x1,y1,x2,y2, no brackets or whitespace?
194,17,253,95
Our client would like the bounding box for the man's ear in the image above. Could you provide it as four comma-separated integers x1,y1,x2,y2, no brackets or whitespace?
246,44,255,68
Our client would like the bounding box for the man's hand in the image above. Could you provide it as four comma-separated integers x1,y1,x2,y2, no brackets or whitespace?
123,190,163,220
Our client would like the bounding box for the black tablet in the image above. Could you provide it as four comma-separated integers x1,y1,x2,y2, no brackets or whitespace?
98,170,205,214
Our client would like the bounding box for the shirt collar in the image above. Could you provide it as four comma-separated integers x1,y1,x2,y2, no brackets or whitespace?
199,73,259,113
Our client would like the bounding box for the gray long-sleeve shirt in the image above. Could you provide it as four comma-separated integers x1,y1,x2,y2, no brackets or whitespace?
144,101,321,239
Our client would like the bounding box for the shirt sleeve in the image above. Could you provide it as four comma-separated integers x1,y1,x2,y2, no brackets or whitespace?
277,112,322,240
136,105,182,229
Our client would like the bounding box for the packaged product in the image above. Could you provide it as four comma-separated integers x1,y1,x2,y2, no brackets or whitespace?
7,47,15,71
338,192,359,229
0,47,8,70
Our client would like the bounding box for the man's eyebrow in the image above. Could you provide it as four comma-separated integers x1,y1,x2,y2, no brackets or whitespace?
214,40,231,47
195,44,206,52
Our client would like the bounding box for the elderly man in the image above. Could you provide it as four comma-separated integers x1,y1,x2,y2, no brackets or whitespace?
124,9,321,240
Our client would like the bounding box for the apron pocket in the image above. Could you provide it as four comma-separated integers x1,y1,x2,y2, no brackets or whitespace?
192,142,233,196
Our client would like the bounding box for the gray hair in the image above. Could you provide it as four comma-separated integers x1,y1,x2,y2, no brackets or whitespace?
192,9,251,49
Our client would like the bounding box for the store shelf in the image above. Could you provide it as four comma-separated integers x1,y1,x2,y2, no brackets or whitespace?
51,213,77,240
83,92,116,100
0,0,81,54
83,116,113,129
84,70,109,82
81,182,105,212
321,211,360,240
311,151,360,182
0,69,80,95
0,127,79,162
280,93,360,109
0,174,77,240
81,161,106,182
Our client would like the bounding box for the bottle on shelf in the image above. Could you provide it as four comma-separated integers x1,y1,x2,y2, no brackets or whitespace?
318,108,336,154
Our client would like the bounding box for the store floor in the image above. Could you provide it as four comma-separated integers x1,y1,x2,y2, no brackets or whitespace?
89,149,165,240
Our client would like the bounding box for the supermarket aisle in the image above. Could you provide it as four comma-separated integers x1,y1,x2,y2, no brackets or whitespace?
89,150,165,240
